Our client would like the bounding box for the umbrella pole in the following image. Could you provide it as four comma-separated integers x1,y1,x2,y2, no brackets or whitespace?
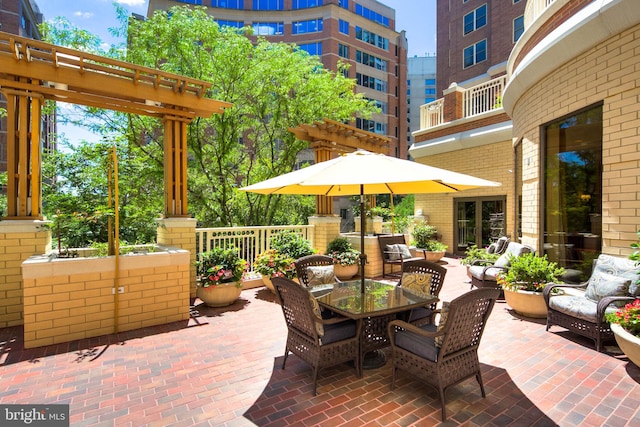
360,185,366,294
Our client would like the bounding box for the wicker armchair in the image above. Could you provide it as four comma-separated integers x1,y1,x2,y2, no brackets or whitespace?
543,254,640,351
468,242,534,295
398,260,448,326
272,277,361,395
295,254,339,290
388,288,500,421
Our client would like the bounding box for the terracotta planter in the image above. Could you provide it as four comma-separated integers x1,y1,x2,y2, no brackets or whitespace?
197,282,242,307
503,288,547,318
423,250,445,262
611,323,640,367
262,276,275,293
334,263,359,280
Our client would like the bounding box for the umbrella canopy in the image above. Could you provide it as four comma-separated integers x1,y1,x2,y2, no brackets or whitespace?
240,149,499,196
240,149,501,292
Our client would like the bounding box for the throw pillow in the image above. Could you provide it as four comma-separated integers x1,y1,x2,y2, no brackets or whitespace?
308,293,325,336
401,272,433,295
435,301,450,347
397,244,413,259
306,266,336,288
585,270,631,303
386,244,401,261
486,243,497,254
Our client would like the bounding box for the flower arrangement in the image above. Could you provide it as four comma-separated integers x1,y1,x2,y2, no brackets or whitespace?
196,247,248,289
254,249,296,279
606,299,640,337
497,252,565,292
326,237,360,266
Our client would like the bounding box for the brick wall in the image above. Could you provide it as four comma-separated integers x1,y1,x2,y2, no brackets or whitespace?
511,23,640,254
21,247,190,349
0,221,51,328
157,218,197,298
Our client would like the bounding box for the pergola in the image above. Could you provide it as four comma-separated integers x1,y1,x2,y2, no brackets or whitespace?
0,31,231,220
289,118,389,215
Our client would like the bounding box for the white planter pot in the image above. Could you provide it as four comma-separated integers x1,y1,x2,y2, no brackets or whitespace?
611,323,640,367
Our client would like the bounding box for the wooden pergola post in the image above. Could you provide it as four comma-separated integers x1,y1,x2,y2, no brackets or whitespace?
163,117,190,217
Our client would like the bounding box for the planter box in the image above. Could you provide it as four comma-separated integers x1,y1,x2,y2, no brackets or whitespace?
21,246,190,349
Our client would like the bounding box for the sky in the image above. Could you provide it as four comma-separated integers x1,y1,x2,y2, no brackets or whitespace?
36,0,437,143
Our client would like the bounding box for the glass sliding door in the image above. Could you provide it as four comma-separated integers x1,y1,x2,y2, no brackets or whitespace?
454,197,506,255
543,104,602,276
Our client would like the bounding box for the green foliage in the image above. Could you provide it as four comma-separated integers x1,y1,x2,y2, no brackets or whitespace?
196,247,248,288
270,230,315,259
423,240,448,252
497,253,565,292
0,172,6,217
253,249,296,279
412,222,439,249
460,245,500,266
326,237,360,266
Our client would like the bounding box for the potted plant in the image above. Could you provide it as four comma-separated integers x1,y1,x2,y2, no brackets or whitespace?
497,252,565,318
326,236,361,280
254,249,296,292
412,222,447,261
460,244,500,278
195,246,248,307
606,230,640,366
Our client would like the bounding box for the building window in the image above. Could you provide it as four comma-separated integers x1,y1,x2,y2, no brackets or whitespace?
543,104,603,273
463,39,487,68
175,0,202,4
212,0,244,7
253,0,283,10
356,73,387,92
298,42,322,56
463,4,487,35
338,43,349,58
339,19,349,35
513,15,524,42
425,97,435,104
355,3,390,27
355,50,387,71
292,0,323,9
425,78,436,85
252,22,284,35
355,27,389,50
217,20,245,28
356,118,387,135
339,0,349,9
293,19,323,34
424,88,436,95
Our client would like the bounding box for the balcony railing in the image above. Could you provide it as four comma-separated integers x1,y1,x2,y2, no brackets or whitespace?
524,0,557,27
463,76,506,118
418,75,507,130
195,225,315,271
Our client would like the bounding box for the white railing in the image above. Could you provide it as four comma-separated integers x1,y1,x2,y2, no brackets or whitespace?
524,0,557,28
463,75,506,118
419,98,444,129
195,225,315,271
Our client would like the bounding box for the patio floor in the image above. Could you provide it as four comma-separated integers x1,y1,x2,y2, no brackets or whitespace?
1,257,639,426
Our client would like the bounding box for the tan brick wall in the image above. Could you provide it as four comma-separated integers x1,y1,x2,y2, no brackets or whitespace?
157,218,197,298
413,140,515,252
510,23,640,255
0,221,51,328
308,216,340,254
21,247,190,349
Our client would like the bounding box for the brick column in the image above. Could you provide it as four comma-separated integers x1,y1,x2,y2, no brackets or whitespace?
157,218,197,298
443,83,465,122
0,220,51,328
308,216,341,254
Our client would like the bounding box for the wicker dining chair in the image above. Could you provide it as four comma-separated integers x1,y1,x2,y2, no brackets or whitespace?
272,277,361,395
388,288,500,421
397,259,448,326
294,254,339,288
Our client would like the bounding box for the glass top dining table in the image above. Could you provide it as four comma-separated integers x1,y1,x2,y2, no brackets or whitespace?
311,279,438,319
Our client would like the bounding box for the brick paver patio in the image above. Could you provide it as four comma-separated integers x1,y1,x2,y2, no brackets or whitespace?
1,257,639,426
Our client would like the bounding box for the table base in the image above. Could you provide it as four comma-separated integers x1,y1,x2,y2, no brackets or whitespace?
362,350,386,370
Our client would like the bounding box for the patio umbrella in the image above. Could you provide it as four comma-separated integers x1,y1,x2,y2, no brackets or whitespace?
240,149,501,292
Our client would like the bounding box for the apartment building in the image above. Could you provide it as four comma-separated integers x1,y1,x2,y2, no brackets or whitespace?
410,0,526,257
0,0,53,180
406,55,436,154
147,0,408,159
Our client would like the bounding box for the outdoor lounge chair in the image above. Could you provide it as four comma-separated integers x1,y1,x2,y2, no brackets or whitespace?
468,242,534,295
388,288,500,421
543,253,640,351
378,235,423,278
398,260,447,326
272,277,361,395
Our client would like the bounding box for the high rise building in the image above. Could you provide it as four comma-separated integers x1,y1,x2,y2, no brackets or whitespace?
0,0,52,179
147,0,409,159
406,55,436,155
